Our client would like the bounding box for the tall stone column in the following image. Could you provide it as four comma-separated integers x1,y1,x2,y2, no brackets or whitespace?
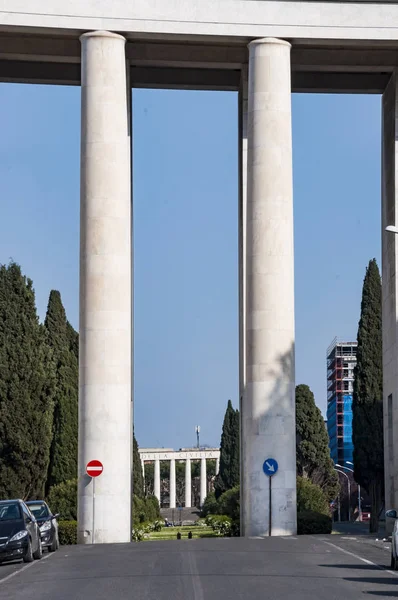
216,456,220,475
141,460,145,494
169,458,176,509
200,458,207,506
239,65,248,527
78,31,132,544
382,71,398,535
241,38,296,537
154,459,161,504
185,458,192,508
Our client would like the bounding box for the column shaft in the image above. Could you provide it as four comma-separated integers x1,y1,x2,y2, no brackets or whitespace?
382,72,398,536
239,65,248,528
200,458,207,506
216,457,220,475
169,458,176,509
242,38,296,537
141,460,145,494
154,459,161,504
185,458,192,508
77,30,131,544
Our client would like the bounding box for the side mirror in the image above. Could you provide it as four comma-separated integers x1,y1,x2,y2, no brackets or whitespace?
386,509,398,519
25,516,32,523
53,513,60,520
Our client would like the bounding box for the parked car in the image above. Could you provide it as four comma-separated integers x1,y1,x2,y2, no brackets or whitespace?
385,509,398,569
0,499,42,563
26,500,59,553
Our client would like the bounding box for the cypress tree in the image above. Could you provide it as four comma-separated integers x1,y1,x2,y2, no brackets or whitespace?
133,432,144,499
45,290,78,491
296,384,339,501
66,320,78,361
0,262,55,499
353,258,384,533
214,400,240,499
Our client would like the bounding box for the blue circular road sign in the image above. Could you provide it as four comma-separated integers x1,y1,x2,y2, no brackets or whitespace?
263,458,278,477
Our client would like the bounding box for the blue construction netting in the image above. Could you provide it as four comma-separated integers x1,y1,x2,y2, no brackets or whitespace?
342,395,354,464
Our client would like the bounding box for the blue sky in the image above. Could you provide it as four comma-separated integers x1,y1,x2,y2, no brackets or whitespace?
0,83,381,449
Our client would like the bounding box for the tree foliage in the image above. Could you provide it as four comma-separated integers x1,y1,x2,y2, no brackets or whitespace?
296,476,330,516
44,291,78,491
353,258,384,533
0,262,55,499
214,400,240,499
133,432,144,499
47,478,77,520
296,384,339,501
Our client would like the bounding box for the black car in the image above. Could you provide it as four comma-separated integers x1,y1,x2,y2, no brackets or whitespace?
0,499,42,563
26,501,59,553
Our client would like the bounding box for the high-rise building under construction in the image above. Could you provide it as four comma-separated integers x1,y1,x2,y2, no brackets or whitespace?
326,338,358,465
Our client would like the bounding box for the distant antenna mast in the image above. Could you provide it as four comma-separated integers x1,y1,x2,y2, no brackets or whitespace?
195,425,200,449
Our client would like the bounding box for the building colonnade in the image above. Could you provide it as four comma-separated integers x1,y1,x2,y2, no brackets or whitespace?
139,450,221,508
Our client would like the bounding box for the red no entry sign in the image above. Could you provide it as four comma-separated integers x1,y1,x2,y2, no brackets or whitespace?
86,460,103,478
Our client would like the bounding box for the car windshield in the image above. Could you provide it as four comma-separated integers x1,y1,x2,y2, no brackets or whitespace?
0,503,21,521
27,503,49,519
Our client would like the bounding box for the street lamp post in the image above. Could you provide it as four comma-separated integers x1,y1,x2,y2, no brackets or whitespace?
335,465,351,522
346,461,362,522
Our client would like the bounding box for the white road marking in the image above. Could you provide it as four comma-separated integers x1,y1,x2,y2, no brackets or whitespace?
323,540,398,577
0,551,54,584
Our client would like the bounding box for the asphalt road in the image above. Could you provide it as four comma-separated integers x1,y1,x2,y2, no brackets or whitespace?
0,535,397,599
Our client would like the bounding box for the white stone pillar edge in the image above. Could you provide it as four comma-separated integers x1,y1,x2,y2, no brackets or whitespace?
243,37,296,537
78,30,132,545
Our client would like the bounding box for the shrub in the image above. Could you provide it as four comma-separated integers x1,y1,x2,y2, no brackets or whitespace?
145,495,161,521
201,492,219,517
133,496,146,525
58,520,77,545
297,476,330,516
208,515,232,536
132,527,144,542
231,520,240,537
47,479,77,521
132,494,161,526
153,520,163,532
205,514,217,527
218,486,240,521
297,511,332,535
195,518,208,527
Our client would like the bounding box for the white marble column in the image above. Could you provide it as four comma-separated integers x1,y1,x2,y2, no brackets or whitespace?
154,459,161,504
185,458,192,508
200,458,207,506
382,71,398,536
239,65,248,528
169,458,176,509
242,38,296,537
216,457,220,475
77,31,132,544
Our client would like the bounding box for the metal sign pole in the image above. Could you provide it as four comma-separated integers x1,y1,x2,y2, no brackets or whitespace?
263,458,278,538
92,477,95,545
269,475,272,536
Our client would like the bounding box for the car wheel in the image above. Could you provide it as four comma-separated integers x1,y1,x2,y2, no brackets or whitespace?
33,538,42,560
23,539,34,563
49,533,58,553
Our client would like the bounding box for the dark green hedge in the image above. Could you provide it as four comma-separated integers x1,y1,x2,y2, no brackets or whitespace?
58,520,77,545
297,511,332,535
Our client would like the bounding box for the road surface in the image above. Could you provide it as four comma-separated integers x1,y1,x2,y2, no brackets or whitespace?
0,535,397,599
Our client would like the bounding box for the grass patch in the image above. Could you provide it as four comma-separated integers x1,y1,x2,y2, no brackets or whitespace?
144,525,219,541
